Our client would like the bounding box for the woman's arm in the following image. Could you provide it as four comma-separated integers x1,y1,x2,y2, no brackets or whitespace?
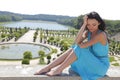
74,15,88,44
79,32,107,48
75,30,88,44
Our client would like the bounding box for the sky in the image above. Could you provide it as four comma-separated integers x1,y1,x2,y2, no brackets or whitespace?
0,0,120,20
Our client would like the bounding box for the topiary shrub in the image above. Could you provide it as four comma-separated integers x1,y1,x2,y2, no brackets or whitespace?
22,59,30,64
47,55,51,64
22,51,32,65
23,51,32,59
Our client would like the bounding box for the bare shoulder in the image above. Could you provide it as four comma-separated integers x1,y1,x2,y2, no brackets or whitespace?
93,31,107,43
98,32,107,39
97,31,107,45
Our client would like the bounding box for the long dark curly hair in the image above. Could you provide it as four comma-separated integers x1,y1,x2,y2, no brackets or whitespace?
87,11,110,42
87,11,106,31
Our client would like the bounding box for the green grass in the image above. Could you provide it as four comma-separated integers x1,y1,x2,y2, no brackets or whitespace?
109,56,117,62
112,63,120,66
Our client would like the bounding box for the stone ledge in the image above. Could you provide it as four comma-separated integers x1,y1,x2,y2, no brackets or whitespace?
0,65,120,80
0,76,120,80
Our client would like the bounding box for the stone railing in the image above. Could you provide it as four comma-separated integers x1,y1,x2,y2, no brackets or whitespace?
0,65,120,80
0,75,120,80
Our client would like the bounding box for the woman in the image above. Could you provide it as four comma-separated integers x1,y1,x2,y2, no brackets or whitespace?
34,11,110,80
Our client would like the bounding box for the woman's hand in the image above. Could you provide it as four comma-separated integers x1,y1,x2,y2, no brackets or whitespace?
75,15,88,44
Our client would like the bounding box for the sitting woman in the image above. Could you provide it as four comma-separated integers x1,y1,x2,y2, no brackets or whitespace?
34,11,110,80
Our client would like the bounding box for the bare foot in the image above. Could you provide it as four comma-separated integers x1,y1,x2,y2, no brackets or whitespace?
46,68,62,76
34,67,50,75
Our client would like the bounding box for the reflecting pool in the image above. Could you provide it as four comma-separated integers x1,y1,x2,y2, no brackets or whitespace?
0,43,50,60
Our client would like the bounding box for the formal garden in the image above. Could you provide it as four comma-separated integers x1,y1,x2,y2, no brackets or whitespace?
0,26,120,67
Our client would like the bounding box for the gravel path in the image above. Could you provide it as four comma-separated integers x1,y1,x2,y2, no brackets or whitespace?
17,30,35,42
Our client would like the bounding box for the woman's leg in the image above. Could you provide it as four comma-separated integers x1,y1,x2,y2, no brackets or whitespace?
34,48,73,75
46,50,77,76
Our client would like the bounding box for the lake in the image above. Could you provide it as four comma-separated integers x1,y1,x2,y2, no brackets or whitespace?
0,20,69,30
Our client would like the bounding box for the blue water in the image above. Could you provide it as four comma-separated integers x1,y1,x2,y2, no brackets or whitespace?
1,20,69,30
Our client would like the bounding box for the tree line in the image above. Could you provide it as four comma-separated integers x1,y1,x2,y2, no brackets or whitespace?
0,11,75,22
0,15,22,22
0,11,120,36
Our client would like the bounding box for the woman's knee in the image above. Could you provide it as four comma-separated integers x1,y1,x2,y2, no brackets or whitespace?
70,51,77,60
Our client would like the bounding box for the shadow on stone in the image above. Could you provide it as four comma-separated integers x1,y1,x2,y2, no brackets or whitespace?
53,68,79,76
68,68,79,76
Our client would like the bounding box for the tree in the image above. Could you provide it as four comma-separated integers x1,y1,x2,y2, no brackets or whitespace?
40,31,43,43
47,55,51,64
52,48,58,54
38,50,45,64
1,33,6,38
22,51,32,65
23,51,32,59
22,59,30,65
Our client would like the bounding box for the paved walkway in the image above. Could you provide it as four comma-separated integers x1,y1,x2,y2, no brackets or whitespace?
17,30,35,42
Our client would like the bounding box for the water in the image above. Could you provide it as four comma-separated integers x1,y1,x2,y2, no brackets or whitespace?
0,43,50,59
0,20,69,30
